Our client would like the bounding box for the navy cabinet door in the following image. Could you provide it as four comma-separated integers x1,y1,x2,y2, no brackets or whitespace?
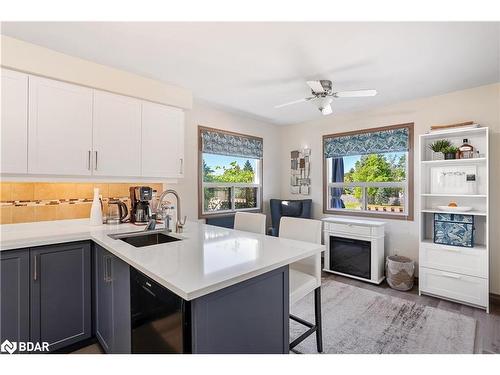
30,242,91,351
94,245,130,354
1,249,30,349
94,244,113,352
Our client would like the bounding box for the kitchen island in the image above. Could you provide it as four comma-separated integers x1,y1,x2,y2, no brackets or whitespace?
0,219,324,354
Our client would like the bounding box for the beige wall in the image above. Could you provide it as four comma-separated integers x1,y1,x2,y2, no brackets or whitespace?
278,83,500,294
1,35,192,109
168,99,282,221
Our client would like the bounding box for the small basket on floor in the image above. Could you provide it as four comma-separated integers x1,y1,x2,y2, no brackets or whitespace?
386,255,415,291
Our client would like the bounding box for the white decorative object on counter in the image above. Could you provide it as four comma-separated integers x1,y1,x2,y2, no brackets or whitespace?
90,188,103,226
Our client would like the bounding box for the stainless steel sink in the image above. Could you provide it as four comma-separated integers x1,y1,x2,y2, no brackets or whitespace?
108,230,182,248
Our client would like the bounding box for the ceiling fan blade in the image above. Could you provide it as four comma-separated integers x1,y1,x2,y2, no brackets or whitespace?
274,96,315,109
306,80,326,93
334,89,377,98
321,104,333,115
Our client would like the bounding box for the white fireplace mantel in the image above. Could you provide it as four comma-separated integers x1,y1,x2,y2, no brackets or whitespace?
322,217,385,284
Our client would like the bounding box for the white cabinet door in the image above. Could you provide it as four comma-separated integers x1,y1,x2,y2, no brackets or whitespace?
93,91,142,177
28,76,93,175
1,69,28,174
141,102,184,178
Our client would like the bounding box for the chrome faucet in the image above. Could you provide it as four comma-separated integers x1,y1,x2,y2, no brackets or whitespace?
156,189,186,233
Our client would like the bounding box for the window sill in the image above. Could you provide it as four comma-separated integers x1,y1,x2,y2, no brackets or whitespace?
199,208,263,220
323,208,413,221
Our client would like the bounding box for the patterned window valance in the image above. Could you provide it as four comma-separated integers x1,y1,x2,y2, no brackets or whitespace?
324,127,409,158
201,128,263,159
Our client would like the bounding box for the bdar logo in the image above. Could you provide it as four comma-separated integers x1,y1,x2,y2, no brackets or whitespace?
1,339,17,354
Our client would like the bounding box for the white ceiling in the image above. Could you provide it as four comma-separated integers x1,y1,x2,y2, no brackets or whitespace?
2,22,499,125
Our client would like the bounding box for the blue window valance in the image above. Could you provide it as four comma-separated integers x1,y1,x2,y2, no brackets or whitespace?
324,127,409,158
201,128,263,159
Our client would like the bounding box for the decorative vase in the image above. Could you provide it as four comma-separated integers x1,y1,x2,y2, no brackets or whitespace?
432,151,444,161
444,152,456,160
89,187,103,226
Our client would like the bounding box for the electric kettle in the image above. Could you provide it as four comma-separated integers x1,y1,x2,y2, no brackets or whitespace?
107,200,128,224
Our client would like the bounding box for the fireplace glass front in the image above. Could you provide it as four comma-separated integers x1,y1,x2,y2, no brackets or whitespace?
329,236,371,280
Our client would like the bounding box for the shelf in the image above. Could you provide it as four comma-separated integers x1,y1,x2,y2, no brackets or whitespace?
420,158,486,165
420,126,487,140
421,209,487,216
420,193,487,198
420,239,487,251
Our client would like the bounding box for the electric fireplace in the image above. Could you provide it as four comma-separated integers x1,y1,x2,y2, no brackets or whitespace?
322,217,385,284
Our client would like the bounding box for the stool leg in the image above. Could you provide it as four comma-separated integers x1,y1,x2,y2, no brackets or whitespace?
314,287,323,353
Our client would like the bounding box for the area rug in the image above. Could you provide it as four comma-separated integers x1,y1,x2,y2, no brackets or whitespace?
290,279,476,354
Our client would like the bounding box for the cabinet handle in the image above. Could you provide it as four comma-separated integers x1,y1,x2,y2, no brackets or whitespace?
94,151,98,170
179,158,183,174
103,255,107,281
107,256,112,282
103,256,112,282
87,150,91,170
33,255,38,281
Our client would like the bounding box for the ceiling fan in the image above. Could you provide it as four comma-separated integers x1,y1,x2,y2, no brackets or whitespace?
275,80,377,115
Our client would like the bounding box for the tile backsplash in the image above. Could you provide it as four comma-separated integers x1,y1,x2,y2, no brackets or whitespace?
0,182,164,224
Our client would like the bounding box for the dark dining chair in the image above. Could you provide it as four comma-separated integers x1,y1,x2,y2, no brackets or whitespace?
267,199,312,236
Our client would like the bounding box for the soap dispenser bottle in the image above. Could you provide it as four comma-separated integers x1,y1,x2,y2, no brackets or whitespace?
90,187,103,225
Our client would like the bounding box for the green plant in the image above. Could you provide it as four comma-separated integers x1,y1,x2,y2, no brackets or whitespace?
443,145,459,154
428,139,452,153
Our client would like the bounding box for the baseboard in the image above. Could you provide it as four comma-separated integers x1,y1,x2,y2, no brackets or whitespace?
490,293,500,305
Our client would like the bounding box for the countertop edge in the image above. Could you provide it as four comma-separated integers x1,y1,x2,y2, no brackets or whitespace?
1,224,325,301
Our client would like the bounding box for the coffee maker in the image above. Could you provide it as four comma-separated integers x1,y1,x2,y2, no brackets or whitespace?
129,186,153,223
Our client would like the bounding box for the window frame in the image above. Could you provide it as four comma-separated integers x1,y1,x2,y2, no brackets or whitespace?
198,125,264,219
322,123,414,221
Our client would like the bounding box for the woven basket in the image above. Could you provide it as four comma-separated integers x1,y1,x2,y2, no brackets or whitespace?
386,255,415,291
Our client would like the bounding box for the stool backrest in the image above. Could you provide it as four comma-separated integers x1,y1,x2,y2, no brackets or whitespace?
279,216,322,285
234,212,267,234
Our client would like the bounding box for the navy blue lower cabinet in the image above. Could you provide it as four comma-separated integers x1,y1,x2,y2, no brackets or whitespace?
30,242,92,352
190,265,290,354
94,244,131,354
1,249,30,350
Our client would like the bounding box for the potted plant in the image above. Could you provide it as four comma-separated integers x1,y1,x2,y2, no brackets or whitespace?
428,139,451,160
443,145,459,160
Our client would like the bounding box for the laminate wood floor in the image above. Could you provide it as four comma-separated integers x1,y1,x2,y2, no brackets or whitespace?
72,272,500,354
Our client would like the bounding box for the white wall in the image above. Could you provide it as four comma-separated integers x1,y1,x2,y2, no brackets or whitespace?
278,83,500,294
169,99,282,221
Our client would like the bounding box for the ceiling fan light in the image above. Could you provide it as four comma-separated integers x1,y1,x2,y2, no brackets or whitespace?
321,105,333,115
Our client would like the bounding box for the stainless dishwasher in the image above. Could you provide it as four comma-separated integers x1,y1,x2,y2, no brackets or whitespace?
130,268,189,353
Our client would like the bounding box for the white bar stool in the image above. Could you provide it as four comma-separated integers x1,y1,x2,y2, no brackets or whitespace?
279,216,323,352
234,212,267,234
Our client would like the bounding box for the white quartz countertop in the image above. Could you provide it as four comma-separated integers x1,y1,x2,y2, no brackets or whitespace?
0,219,324,300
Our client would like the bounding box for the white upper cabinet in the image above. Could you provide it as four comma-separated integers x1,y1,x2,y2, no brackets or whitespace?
92,91,142,177
28,76,93,175
3,72,185,179
141,102,185,178
1,69,28,174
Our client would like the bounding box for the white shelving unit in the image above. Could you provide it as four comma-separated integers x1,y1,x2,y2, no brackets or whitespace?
418,127,490,312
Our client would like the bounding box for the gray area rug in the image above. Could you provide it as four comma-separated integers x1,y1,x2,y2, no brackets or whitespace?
290,279,476,354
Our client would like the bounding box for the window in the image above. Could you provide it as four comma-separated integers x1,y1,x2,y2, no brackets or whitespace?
198,126,263,217
323,123,414,220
